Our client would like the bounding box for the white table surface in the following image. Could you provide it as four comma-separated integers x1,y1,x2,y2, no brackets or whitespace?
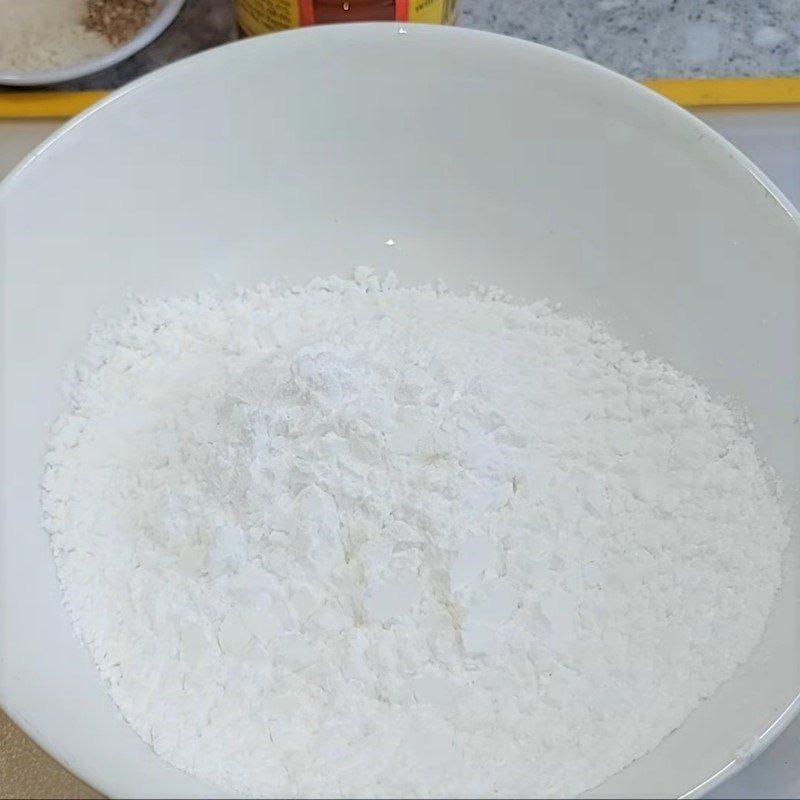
1,105,798,799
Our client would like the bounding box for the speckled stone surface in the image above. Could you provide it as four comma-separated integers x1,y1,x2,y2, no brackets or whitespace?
50,0,800,91
460,0,800,79
0,710,101,800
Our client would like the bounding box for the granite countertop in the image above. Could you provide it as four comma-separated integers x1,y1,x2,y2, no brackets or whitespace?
58,0,800,91
0,710,100,800
460,0,800,79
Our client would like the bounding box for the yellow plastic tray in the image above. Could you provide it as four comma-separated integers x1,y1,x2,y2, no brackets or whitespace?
1,77,799,119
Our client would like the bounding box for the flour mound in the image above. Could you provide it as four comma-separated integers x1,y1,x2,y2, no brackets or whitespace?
43,271,790,798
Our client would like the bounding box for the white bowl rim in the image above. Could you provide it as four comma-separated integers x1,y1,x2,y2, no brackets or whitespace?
0,0,187,87
1,22,798,799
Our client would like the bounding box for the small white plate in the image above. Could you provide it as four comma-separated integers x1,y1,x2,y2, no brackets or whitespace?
0,0,186,86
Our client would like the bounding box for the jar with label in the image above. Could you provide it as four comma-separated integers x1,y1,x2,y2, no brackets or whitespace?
236,0,459,36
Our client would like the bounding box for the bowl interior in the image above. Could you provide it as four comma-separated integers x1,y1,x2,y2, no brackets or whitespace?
1,24,798,799
0,0,185,86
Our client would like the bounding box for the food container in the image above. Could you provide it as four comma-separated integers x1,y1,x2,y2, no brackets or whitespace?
2,23,798,800
0,0,186,87
236,0,458,35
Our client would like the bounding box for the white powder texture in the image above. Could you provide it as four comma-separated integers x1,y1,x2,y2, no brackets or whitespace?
42,270,790,798
0,0,111,73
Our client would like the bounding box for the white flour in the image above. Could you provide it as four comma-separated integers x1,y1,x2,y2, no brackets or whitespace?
0,0,110,73
43,270,790,798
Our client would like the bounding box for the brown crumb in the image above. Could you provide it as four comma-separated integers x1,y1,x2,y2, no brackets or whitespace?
84,0,156,48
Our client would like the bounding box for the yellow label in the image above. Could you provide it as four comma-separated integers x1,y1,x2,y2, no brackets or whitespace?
409,0,453,25
236,0,458,33
237,0,299,34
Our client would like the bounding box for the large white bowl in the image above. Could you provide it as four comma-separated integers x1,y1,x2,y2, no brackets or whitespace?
1,23,798,799
0,0,185,86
